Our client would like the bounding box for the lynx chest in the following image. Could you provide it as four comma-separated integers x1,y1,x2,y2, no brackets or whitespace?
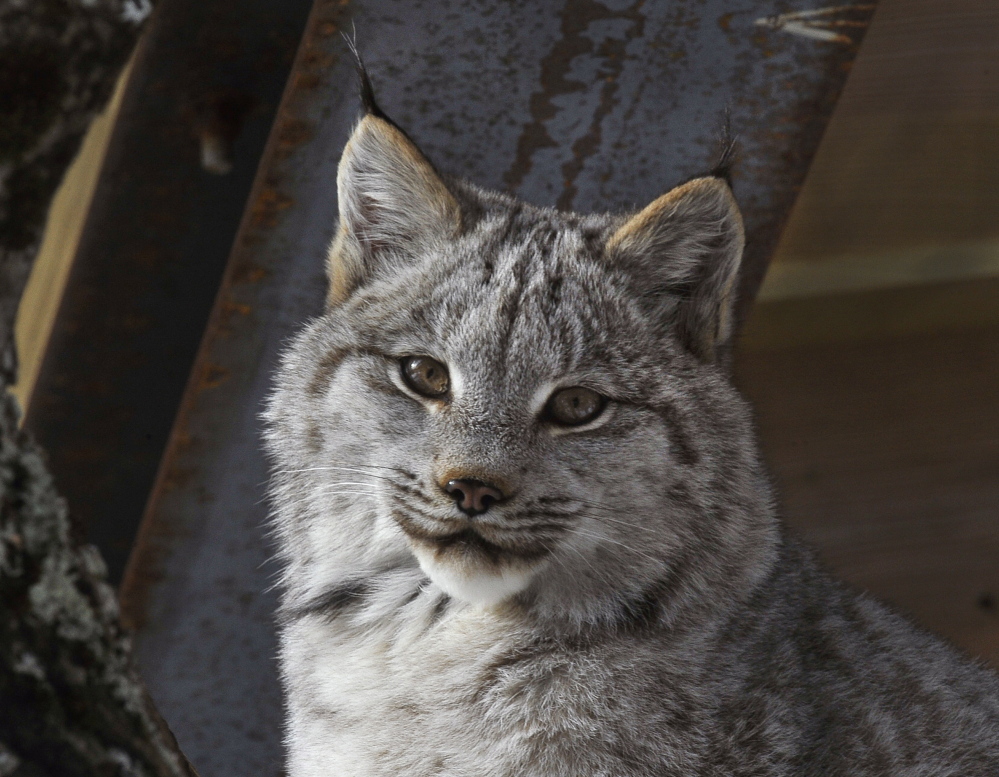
279,601,698,777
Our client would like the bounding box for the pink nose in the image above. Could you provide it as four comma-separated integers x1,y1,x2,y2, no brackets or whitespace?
444,479,505,515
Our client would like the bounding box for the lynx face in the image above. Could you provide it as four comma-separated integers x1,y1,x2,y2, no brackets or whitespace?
265,101,777,625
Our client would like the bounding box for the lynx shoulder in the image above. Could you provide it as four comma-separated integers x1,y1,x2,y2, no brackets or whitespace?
263,75,999,776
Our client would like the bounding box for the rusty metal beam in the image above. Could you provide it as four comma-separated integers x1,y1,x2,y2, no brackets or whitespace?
24,0,314,584
120,0,875,773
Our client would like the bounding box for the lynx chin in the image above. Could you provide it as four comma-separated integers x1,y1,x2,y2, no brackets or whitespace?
263,70,999,776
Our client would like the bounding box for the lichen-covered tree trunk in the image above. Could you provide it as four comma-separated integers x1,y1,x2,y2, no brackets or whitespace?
0,393,198,777
0,2,198,775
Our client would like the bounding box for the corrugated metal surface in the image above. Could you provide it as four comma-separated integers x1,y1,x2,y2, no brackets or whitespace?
119,0,873,773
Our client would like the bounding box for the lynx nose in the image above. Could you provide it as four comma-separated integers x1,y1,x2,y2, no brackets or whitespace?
444,479,505,516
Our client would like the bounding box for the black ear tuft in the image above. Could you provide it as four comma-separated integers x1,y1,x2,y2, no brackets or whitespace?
708,111,737,186
341,34,418,144
355,56,386,120
674,113,738,190
342,33,389,121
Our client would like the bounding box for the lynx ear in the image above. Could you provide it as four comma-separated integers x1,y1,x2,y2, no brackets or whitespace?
327,114,461,305
606,177,744,362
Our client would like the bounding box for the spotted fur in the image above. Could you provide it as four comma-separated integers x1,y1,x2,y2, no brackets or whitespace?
264,102,999,776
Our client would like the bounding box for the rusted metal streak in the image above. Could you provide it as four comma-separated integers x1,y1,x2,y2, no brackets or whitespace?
504,0,646,200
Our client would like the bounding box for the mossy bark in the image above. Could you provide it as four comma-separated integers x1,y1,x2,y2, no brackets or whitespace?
0,393,198,777
0,0,147,363
0,2,198,775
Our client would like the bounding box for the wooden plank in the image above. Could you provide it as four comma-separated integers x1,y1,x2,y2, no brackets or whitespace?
737,0,999,665
772,0,999,268
11,61,132,412
737,323,999,665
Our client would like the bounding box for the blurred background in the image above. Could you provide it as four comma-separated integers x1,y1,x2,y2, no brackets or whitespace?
8,0,998,774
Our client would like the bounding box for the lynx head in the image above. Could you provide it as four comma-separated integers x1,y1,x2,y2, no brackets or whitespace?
265,85,778,629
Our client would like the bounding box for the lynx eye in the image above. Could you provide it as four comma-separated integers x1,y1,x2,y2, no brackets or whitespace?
400,355,450,398
545,386,605,427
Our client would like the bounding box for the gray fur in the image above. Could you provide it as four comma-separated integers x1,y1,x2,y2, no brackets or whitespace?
263,110,999,776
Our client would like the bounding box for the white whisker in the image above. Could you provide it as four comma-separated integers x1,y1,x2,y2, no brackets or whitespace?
563,496,639,516
277,464,406,478
313,481,386,488
312,490,382,498
569,525,662,566
578,511,646,531
537,504,646,531
555,539,605,581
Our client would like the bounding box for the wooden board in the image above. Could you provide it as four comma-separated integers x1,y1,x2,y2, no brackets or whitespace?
737,0,999,666
736,322,999,665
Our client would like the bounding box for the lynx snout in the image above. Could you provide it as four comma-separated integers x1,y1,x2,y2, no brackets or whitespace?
443,478,506,516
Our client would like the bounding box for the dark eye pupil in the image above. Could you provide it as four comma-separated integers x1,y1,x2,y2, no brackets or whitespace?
401,356,449,397
547,387,604,426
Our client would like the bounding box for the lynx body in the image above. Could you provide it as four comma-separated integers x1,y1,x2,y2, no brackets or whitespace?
265,82,999,776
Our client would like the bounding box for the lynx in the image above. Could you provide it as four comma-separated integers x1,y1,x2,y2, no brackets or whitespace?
263,71,999,776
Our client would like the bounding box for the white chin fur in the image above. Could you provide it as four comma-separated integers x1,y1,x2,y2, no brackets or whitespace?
412,547,536,607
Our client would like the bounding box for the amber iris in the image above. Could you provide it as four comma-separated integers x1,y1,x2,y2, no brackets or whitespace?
546,386,605,426
401,356,450,398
